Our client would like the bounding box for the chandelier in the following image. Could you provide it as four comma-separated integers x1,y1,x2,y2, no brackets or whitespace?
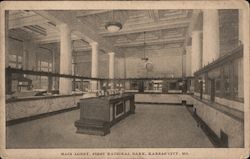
141,31,153,71
105,10,122,33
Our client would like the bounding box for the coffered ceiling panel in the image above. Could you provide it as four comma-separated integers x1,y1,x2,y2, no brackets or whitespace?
158,10,190,21
8,10,60,43
8,9,195,53
76,10,193,50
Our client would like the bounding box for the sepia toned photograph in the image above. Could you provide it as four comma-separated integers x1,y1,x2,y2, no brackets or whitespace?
0,1,249,159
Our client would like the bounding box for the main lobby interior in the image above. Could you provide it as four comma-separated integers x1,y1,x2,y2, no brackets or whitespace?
4,9,245,148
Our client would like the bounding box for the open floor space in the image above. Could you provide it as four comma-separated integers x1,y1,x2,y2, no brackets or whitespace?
7,104,213,148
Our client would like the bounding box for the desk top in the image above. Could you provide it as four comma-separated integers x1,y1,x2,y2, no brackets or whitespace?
79,93,134,102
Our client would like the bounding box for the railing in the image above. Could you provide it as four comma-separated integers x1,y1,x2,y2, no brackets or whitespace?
5,67,194,96
193,45,244,103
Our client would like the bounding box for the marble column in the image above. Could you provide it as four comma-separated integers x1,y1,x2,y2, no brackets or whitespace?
191,31,202,75
22,41,29,70
90,42,99,91
238,9,244,99
185,46,192,77
5,11,11,94
59,23,72,94
239,9,243,44
203,9,220,66
108,52,115,79
5,11,9,67
108,52,115,89
51,48,56,90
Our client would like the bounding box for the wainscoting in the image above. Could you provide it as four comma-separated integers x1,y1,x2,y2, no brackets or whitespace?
180,94,244,148
6,94,83,123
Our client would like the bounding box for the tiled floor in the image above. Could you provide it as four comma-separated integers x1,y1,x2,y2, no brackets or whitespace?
6,104,213,148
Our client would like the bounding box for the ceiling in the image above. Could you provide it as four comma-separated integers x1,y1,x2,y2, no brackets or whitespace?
8,10,195,54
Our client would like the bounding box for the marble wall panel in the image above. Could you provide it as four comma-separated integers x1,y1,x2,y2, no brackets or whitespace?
180,94,244,148
135,94,182,103
6,95,83,121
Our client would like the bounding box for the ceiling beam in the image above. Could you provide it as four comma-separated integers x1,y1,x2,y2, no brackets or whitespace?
74,46,92,52
34,37,60,44
114,37,185,48
23,25,47,36
35,10,117,53
100,20,190,37
34,33,83,44
76,10,110,17
9,15,49,29
8,29,33,41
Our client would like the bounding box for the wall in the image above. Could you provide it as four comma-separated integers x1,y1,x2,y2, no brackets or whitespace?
219,9,239,56
8,37,23,67
124,48,183,78
75,51,126,79
8,37,59,71
115,57,125,78
75,51,109,78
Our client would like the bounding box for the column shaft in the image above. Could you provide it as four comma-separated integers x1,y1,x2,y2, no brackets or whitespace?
185,46,192,76
239,9,243,44
203,9,220,66
52,48,56,90
108,52,115,89
22,41,29,70
91,42,98,78
108,52,115,79
191,31,202,75
59,24,72,94
5,11,9,67
90,42,99,91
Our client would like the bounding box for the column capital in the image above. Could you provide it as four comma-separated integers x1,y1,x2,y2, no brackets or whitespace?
58,23,69,30
108,52,115,56
90,42,98,47
58,23,71,37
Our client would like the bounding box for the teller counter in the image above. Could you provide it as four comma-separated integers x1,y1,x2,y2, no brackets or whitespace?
75,93,135,136
6,93,83,123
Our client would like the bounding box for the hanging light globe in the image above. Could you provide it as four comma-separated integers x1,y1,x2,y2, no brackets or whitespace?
105,21,122,33
105,10,122,33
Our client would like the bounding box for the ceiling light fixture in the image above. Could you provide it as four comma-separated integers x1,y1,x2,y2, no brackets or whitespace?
141,31,153,72
105,10,122,33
